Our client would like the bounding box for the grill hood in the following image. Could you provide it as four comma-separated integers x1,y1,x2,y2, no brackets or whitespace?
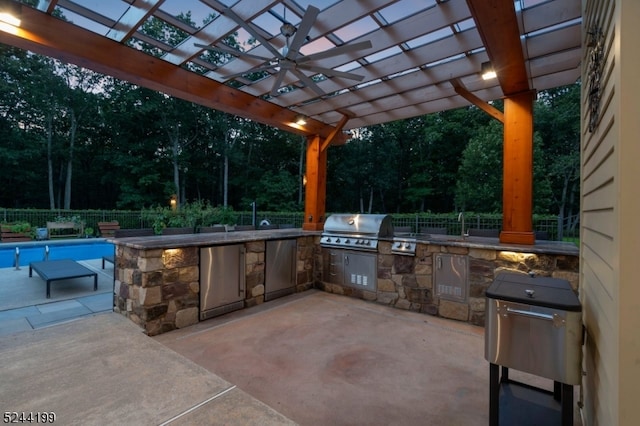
323,214,393,237
321,214,416,255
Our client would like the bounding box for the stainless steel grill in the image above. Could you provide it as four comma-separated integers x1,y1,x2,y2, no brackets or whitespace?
391,236,417,256
321,214,393,251
321,214,416,255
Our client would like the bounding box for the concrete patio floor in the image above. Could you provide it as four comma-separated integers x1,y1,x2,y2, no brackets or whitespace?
155,290,490,425
1,263,583,425
0,314,294,425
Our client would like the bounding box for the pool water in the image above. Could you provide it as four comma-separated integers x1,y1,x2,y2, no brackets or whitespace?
0,241,115,268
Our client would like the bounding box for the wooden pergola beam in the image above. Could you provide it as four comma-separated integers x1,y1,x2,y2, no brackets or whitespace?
450,79,504,123
466,0,530,96
0,6,346,144
467,0,535,244
320,114,350,152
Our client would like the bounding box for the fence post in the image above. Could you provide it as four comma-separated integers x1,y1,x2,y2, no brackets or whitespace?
557,215,563,241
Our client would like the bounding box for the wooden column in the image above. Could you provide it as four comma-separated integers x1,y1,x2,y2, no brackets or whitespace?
500,90,535,244
302,134,327,231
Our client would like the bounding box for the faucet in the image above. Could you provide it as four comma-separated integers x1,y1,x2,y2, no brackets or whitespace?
458,212,468,238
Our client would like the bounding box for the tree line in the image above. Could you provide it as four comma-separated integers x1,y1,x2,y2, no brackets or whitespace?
0,11,580,219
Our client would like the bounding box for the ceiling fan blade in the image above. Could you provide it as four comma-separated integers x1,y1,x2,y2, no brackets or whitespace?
291,68,325,97
297,40,372,64
225,63,278,80
297,64,365,81
195,43,272,62
285,5,319,60
270,70,288,97
222,8,283,59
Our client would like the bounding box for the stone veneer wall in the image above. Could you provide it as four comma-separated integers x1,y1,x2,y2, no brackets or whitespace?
114,235,315,336
316,239,579,327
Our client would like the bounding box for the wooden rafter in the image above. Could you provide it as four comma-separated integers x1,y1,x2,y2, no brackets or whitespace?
0,7,346,143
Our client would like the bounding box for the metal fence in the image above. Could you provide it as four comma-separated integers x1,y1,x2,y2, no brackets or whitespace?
391,213,564,240
1,208,572,241
1,209,150,234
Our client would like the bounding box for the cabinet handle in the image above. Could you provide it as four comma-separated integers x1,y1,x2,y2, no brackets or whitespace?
505,307,553,321
437,256,442,269
345,255,349,266
291,244,297,286
499,306,566,328
239,247,246,297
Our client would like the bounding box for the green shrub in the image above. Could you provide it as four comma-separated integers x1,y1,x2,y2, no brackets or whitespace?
141,201,238,234
10,222,32,233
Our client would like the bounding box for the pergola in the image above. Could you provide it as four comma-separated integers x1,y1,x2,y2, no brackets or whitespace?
0,0,582,243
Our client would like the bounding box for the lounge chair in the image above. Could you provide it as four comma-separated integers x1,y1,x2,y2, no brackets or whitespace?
420,227,448,235
394,226,413,235
199,226,226,233
162,227,194,235
114,228,154,238
98,221,120,238
102,255,114,269
468,228,500,238
258,224,279,230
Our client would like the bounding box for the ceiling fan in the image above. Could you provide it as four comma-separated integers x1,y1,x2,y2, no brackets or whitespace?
195,5,372,97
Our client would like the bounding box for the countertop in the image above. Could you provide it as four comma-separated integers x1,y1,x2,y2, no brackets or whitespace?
110,229,578,256
415,234,579,256
109,229,319,250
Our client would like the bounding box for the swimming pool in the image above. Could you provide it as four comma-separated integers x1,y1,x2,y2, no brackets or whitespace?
0,240,115,268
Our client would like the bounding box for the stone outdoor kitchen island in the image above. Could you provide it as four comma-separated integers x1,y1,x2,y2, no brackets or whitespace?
317,235,579,327
111,230,578,336
112,229,316,336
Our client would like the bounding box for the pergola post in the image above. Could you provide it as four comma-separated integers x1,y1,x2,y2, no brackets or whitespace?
302,134,327,231
500,90,536,244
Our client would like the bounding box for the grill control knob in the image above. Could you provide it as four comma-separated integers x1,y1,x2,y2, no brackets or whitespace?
336,238,341,243
325,237,331,243
364,240,370,246
404,242,411,249
345,239,350,244
395,242,402,249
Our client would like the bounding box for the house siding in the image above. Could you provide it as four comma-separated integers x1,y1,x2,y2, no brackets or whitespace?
581,0,640,425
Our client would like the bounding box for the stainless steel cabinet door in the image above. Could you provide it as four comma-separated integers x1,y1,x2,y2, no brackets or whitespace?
200,245,245,319
434,254,468,303
265,239,297,300
344,252,377,291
